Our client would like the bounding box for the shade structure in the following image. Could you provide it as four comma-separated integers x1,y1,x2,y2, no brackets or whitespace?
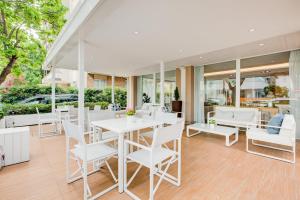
44,0,300,76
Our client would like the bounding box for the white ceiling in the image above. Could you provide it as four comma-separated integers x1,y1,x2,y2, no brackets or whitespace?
48,0,300,76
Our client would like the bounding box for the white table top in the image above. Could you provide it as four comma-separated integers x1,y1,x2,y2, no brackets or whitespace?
91,117,163,133
187,123,238,136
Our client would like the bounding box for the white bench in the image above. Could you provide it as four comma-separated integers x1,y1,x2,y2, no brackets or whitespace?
246,114,296,163
187,123,238,146
207,106,261,129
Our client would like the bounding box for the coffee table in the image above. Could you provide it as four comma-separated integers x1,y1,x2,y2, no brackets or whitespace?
186,123,239,146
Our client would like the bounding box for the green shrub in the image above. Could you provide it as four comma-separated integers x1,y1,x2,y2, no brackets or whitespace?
2,103,52,115
0,86,127,107
0,110,4,119
0,86,127,116
0,85,77,104
1,101,111,116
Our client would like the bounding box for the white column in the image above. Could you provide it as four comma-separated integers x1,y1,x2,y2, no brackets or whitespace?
152,73,156,104
236,59,241,107
78,39,85,129
180,67,186,117
126,77,130,108
51,67,56,113
160,61,165,107
111,75,115,104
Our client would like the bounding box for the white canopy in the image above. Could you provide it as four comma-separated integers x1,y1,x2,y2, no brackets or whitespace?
44,0,300,76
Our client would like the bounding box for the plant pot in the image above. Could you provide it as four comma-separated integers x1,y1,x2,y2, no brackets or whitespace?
172,101,182,117
126,115,136,123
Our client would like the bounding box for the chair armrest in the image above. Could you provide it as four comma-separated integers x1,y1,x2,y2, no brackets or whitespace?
124,139,151,151
246,123,293,131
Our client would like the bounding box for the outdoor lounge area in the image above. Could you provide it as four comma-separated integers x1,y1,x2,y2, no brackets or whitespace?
1,125,300,200
1,1,300,200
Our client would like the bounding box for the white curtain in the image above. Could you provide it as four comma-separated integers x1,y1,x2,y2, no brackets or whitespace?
289,50,300,138
194,66,205,123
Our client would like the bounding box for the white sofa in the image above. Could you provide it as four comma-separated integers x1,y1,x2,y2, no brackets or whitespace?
207,106,261,129
246,114,296,163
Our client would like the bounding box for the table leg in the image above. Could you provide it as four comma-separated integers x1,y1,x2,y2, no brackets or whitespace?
118,132,124,193
187,128,201,137
226,130,239,147
226,135,229,147
129,131,133,152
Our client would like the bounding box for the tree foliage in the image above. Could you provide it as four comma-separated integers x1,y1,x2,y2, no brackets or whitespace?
0,0,67,85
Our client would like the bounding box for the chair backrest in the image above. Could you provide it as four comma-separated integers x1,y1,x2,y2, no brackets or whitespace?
154,110,178,125
87,110,115,130
151,118,184,148
62,120,85,145
141,103,152,111
36,107,40,115
279,114,296,137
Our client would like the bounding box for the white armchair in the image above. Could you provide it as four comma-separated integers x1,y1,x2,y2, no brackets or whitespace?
246,114,296,163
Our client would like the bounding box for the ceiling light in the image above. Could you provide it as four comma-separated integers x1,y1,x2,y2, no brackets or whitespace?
133,31,139,35
199,56,203,59
259,43,265,46
249,28,255,32
179,49,183,53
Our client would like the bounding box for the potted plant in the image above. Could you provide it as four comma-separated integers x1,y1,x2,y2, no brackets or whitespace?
0,110,5,128
142,93,151,104
171,87,182,117
126,108,136,123
208,119,216,129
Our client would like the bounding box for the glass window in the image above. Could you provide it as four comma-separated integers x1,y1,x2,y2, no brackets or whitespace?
240,52,291,120
142,74,154,104
94,79,107,90
203,60,236,121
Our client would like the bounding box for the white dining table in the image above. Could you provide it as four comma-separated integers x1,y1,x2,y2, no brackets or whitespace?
91,117,163,193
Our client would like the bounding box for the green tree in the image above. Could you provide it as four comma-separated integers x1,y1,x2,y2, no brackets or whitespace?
0,0,67,85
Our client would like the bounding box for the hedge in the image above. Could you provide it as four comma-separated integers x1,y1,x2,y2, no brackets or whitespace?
0,85,76,104
2,101,110,116
0,85,127,107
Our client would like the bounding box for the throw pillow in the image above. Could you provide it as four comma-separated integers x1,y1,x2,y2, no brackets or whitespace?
267,114,284,134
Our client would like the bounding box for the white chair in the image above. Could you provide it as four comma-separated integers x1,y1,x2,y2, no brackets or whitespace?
36,107,61,138
124,119,185,200
246,114,296,163
87,110,119,143
136,103,153,118
138,111,178,146
94,105,102,111
62,120,118,200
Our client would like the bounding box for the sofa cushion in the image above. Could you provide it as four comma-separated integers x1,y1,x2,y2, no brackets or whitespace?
214,110,234,120
279,114,295,137
267,114,284,134
234,111,255,122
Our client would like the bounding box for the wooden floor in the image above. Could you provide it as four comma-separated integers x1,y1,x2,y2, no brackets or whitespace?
1,126,300,200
